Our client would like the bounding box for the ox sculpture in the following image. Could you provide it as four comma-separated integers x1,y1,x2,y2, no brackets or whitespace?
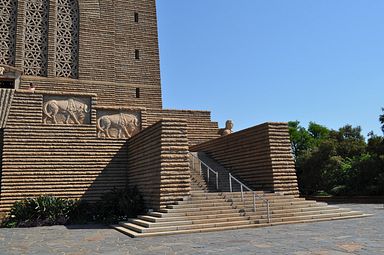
43,98,89,124
97,113,139,139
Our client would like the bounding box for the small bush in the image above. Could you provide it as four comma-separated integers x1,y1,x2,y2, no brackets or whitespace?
330,185,348,196
93,186,145,224
1,186,145,227
2,196,76,228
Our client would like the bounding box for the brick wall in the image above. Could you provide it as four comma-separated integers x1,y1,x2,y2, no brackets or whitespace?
0,89,14,128
12,0,162,109
0,90,129,217
190,123,299,196
19,77,162,109
146,109,220,146
127,118,190,210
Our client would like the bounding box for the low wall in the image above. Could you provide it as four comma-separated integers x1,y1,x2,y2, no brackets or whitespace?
127,119,190,210
305,196,384,204
0,90,129,217
0,89,14,128
191,122,299,196
146,109,219,146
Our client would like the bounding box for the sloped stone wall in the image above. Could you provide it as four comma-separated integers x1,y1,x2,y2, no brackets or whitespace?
146,109,219,146
0,89,14,128
127,119,190,210
191,122,299,196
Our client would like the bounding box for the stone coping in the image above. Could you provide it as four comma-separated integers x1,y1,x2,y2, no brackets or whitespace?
0,64,23,74
16,89,97,97
21,75,155,88
94,105,146,111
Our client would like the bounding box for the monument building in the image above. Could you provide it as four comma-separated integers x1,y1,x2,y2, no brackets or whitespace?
0,0,366,236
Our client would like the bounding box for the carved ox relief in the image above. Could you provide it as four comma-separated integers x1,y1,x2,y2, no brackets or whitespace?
97,111,141,139
43,96,91,125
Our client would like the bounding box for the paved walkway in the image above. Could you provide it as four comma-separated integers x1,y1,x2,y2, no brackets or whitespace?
0,204,383,255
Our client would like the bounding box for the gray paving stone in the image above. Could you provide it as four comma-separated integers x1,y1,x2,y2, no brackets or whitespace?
0,204,383,255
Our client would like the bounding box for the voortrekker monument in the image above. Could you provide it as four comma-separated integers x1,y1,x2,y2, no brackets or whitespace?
0,0,368,237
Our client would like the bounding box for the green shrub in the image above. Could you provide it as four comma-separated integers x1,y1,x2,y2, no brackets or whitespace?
93,186,145,224
2,196,76,228
1,186,145,227
330,185,348,196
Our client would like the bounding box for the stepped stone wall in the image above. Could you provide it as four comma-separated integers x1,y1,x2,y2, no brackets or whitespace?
0,90,130,217
0,90,193,217
0,89,14,128
191,122,299,196
146,109,219,146
127,119,190,210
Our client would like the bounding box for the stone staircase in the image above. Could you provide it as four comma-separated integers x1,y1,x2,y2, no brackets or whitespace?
112,167,370,238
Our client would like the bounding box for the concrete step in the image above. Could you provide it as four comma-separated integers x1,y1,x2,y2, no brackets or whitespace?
148,211,187,218
167,201,229,209
176,197,228,205
112,222,270,238
132,214,250,228
190,192,223,198
267,213,371,227
119,219,253,234
139,211,246,223
257,211,365,224
129,218,193,228
114,211,369,238
250,205,338,216
231,200,319,210
189,215,250,225
112,190,369,238
251,208,350,220
160,204,235,214
225,196,304,203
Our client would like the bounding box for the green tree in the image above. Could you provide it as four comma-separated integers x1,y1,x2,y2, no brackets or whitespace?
380,108,384,133
288,121,314,159
307,122,330,141
288,121,377,196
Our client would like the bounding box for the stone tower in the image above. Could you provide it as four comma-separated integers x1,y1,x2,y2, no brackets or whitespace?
0,0,162,109
0,0,299,221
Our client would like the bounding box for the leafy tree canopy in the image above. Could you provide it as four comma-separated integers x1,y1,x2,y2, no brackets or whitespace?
380,108,384,133
288,120,384,196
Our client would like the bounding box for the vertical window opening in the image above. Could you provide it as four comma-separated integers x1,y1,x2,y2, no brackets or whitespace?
55,0,79,78
23,0,50,76
135,88,140,98
135,49,140,60
134,12,139,23
0,0,17,66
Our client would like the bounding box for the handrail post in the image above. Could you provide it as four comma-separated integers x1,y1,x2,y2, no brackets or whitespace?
199,162,202,175
267,201,271,223
216,173,219,190
253,192,256,212
241,185,244,201
207,167,210,183
229,173,232,192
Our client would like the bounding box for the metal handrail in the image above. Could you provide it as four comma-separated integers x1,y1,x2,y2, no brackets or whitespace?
190,153,219,190
229,173,271,223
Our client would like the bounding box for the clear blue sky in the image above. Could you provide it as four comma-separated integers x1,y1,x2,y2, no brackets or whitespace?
156,0,384,136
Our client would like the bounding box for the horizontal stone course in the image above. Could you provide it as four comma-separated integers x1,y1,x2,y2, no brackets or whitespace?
127,118,191,210
0,91,129,214
191,123,299,196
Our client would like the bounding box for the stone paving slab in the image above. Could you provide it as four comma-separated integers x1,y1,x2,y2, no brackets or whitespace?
0,204,383,255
